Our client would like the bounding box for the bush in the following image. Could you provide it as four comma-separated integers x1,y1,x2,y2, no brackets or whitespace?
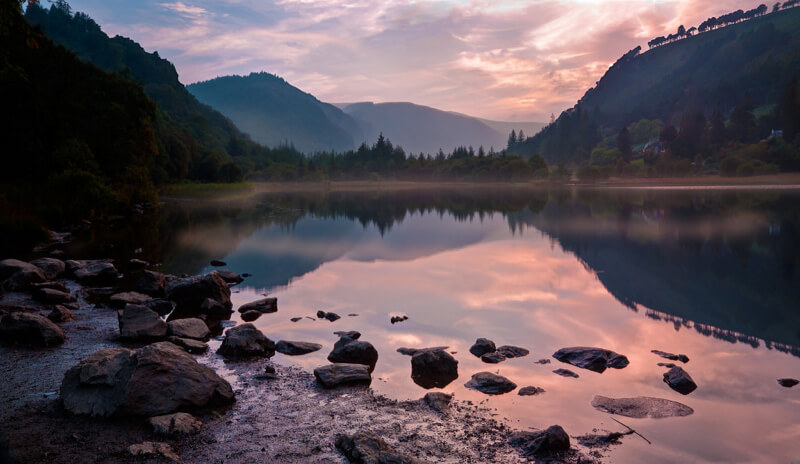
576,165,604,181
719,157,741,177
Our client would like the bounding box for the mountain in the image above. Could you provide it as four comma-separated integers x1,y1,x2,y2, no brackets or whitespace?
340,102,538,155
24,2,261,181
520,5,800,164
187,73,363,154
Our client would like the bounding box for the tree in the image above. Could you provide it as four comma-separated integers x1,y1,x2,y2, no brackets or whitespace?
617,127,633,162
507,130,517,149
773,2,782,13
709,104,726,148
518,130,525,142
729,92,756,142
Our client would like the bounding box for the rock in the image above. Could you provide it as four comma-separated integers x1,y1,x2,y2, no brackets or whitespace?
0,312,65,346
210,260,226,267
34,287,76,304
324,311,341,322
128,258,149,270
591,395,694,418
396,346,448,356
118,304,167,340
48,305,75,322
167,336,208,354
497,345,530,358
144,298,173,316
552,368,579,378
663,366,698,395
238,297,277,313
518,386,546,396
469,338,496,357
481,351,506,364
778,378,799,388
314,363,372,388
316,310,326,318
464,372,516,395
0,259,40,280
335,430,429,464
410,348,459,389
658,362,676,368
30,257,65,280
136,270,166,297
61,342,234,417
241,310,262,322
74,261,118,285
290,317,302,322
167,318,210,341
552,346,629,373
148,412,202,435
423,392,453,413
678,354,690,363
390,315,408,324
276,340,323,355
217,323,275,358
534,359,551,365
63,259,84,275
328,333,379,372
199,297,232,319
509,425,570,457
216,269,243,285
31,281,69,293
651,349,679,361
128,442,180,461
334,330,361,339
3,268,47,291
165,272,231,316
109,291,151,308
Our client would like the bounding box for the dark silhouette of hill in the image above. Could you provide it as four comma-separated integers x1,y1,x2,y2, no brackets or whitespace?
521,5,800,163
187,73,365,153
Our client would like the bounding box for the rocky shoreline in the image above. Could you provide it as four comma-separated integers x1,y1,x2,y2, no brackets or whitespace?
0,255,606,464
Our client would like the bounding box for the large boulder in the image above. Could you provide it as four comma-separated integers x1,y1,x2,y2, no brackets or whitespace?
327,333,378,372
410,348,458,389
509,425,570,457
552,347,629,373
3,268,47,291
110,291,152,308
30,258,65,280
237,297,277,314
74,261,119,285
217,323,274,359
314,363,372,388
165,272,231,316
198,298,233,319
591,395,694,418
663,366,697,395
61,343,234,417
464,372,516,395
469,338,496,357
144,298,174,316
0,259,39,280
118,304,167,340
0,312,65,346
137,270,166,297
335,430,429,464
167,318,210,341
276,340,323,355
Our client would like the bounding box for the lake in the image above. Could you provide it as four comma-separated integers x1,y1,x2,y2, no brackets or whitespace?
70,185,800,463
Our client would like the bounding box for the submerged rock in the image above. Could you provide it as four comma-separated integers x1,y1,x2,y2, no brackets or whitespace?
276,340,323,355
328,333,378,371
509,425,570,457
118,304,167,340
469,338,496,357
658,362,677,369
149,412,202,435
518,386,546,396
314,363,372,388
552,368,579,378
217,323,275,359
651,349,679,361
0,312,65,346
778,378,799,388
552,346,629,373
464,372,516,395
238,297,277,314
534,359,551,365
410,348,458,389
591,395,694,418
423,392,453,413
663,366,698,395
335,430,429,464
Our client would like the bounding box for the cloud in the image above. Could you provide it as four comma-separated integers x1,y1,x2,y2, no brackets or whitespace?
66,0,763,121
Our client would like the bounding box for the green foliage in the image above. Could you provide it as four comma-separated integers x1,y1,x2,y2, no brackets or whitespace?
590,142,622,166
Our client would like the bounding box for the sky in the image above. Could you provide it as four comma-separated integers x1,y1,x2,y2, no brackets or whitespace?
62,0,759,121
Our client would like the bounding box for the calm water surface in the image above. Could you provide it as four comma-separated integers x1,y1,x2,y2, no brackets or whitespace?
92,187,800,463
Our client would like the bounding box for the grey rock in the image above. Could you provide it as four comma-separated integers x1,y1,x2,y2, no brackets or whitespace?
314,363,372,388
166,336,209,354
481,351,506,364
464,372,516,395
591,395,694,418
149,412,202,435
61,348,137,416
0,259,39,280
553,368,579,378
137,270,166,297
31,281,69,293
397,346,449,356
678,354,690,363
118,304,167,340
651,349,679,361
423,392,453,413
469,338,496,357
34,287,76,304
552,346,629,373
333,330,361,340
276,340,323,355
658,362,677,368
144,298,173,316
165,272,231,316
216,269,243,285
778,378,799,388
167,318,210,341
534,359,551,365
335,430,429,464
518,386,546,396
410,348,458,389
240,310,262,322
74,261,118,285
199,297,232,319
3,268,47,291
509,425,570,457
0,312,65,346
324,311,341,322
30,257,66,280
663,366,697,395
328,333,378,372
48,305,75,322
217,323,275,359
497,345,529,358
110,291,151,308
